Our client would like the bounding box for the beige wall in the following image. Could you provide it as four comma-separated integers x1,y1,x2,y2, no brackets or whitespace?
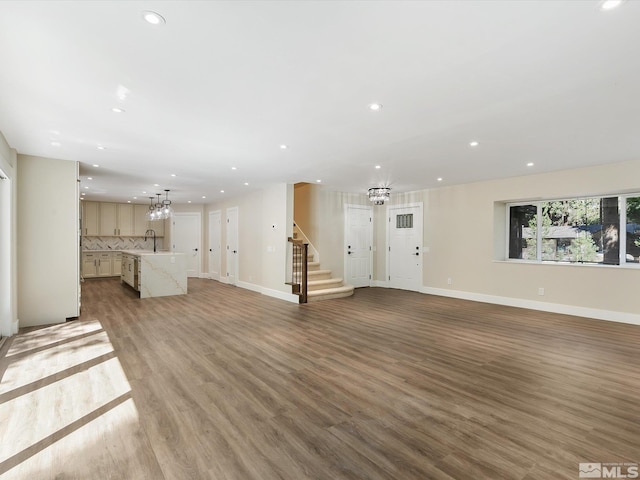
204,183,294,298
17,154,79,326
371,159,640,320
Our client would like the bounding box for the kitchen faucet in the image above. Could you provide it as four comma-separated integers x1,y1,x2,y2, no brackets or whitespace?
144,229,157,252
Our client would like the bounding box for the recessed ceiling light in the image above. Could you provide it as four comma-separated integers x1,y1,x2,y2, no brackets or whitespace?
133,197,138,199
437,177,443,182
280,144,288,149
111,107,125,113
220,190,224,193
142,10,166,25
127,201,131,203
527,162,534,167
469,141,479,147
87,177,93,180
81,192,85,195
375,165,381,169
202,196,206,199
369,103,382,111
244,182,249,186
50,141,61,147
188,201,192,204
600,0,624,10
97,145,105,150
171,174,176,177
316,179,322,183
84,186,89,189
92,164,99,168
231,167,237,170
142,191,147,194
153,184,160,187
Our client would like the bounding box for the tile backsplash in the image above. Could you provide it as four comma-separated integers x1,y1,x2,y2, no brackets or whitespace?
82,236,164,251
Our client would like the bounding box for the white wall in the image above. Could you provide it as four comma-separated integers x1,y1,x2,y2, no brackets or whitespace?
17,154,79,327
0,131,18,336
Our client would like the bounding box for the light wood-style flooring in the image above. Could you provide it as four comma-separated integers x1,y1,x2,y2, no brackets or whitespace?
1,278,639,479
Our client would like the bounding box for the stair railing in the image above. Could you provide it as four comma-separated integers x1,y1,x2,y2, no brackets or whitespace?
293,222,319,264
287,237,308,304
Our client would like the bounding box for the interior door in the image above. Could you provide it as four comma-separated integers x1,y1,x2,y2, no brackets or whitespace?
208,210,222,281
388,204,423,291
345,204,372,288
226,207,238,285
172,213,201,278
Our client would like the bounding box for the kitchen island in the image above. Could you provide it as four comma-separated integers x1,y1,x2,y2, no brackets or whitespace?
120,250,187,298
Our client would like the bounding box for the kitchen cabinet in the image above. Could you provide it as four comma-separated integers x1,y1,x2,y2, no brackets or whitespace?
99,203,134,236
82,201,99,236
112,252,122,276
83,201,165,237
98,252,112,276
82,252,98,278
99,203,118,236
134,205,150,236
118,204,134,236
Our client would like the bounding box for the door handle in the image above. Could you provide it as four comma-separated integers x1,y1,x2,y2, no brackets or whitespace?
209,248,212,252
347,251,352,255
413,252,420,256
194,248,198,252
233,250,237,254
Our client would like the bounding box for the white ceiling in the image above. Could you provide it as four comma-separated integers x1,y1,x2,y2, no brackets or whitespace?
1,0,639,204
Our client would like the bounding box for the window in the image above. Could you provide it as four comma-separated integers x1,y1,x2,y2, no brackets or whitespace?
508,195,638,266
628,196,640,264
396,213,413,229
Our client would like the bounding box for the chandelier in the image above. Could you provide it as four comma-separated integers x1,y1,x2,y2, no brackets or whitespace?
368,187,390,205
146,189,173,221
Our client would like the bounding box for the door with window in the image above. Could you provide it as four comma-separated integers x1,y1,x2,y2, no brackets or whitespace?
172,213,201,277
388,203,423,291
345,204,372,288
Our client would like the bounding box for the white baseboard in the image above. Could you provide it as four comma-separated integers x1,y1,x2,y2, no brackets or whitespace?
372,280,389,288
12,319,18,335
236,281,300,304
421,286,640,326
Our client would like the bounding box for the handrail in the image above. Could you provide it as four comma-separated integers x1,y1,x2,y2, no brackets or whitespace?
287,236,308,304
293,222,319,264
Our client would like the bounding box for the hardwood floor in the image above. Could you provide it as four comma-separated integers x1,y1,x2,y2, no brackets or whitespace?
1,278,639,479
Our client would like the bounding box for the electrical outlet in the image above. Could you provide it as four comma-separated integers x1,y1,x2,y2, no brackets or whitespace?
538,287,545,296
447,277,452,285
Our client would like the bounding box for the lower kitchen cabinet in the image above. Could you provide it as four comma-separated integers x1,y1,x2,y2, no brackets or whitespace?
82,251,123,278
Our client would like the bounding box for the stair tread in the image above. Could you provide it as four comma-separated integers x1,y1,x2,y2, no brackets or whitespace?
308,277,343,286
307,285,354,296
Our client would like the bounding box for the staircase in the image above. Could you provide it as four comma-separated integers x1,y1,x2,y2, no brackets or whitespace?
290,226,354,303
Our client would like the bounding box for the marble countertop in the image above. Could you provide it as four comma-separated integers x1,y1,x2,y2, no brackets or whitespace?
120,250,183,256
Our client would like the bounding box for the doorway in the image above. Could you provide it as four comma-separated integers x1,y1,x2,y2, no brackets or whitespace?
226,207,238,285
345,204,372,288
387,203,423,291
172,212,201,278
208,210,222,281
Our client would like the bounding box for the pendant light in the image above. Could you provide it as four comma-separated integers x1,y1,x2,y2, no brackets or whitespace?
161,189,173,219
145,196,156,221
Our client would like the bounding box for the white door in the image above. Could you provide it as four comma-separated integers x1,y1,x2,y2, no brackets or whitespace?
388,203,423,291
345,204,372,288
208,210,222,281
172,213,201,278
226,207,238,285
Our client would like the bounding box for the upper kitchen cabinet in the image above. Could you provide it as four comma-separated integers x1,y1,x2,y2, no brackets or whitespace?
82,201,99,236
99,203,134,236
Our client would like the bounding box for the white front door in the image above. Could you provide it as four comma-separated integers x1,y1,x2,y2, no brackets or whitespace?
172,213,201,278
208,210,221,281
226,207,238,285
345,204,372,288
388,203,423,291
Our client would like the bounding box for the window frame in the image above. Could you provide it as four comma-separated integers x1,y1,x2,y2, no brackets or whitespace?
505,193,640,268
